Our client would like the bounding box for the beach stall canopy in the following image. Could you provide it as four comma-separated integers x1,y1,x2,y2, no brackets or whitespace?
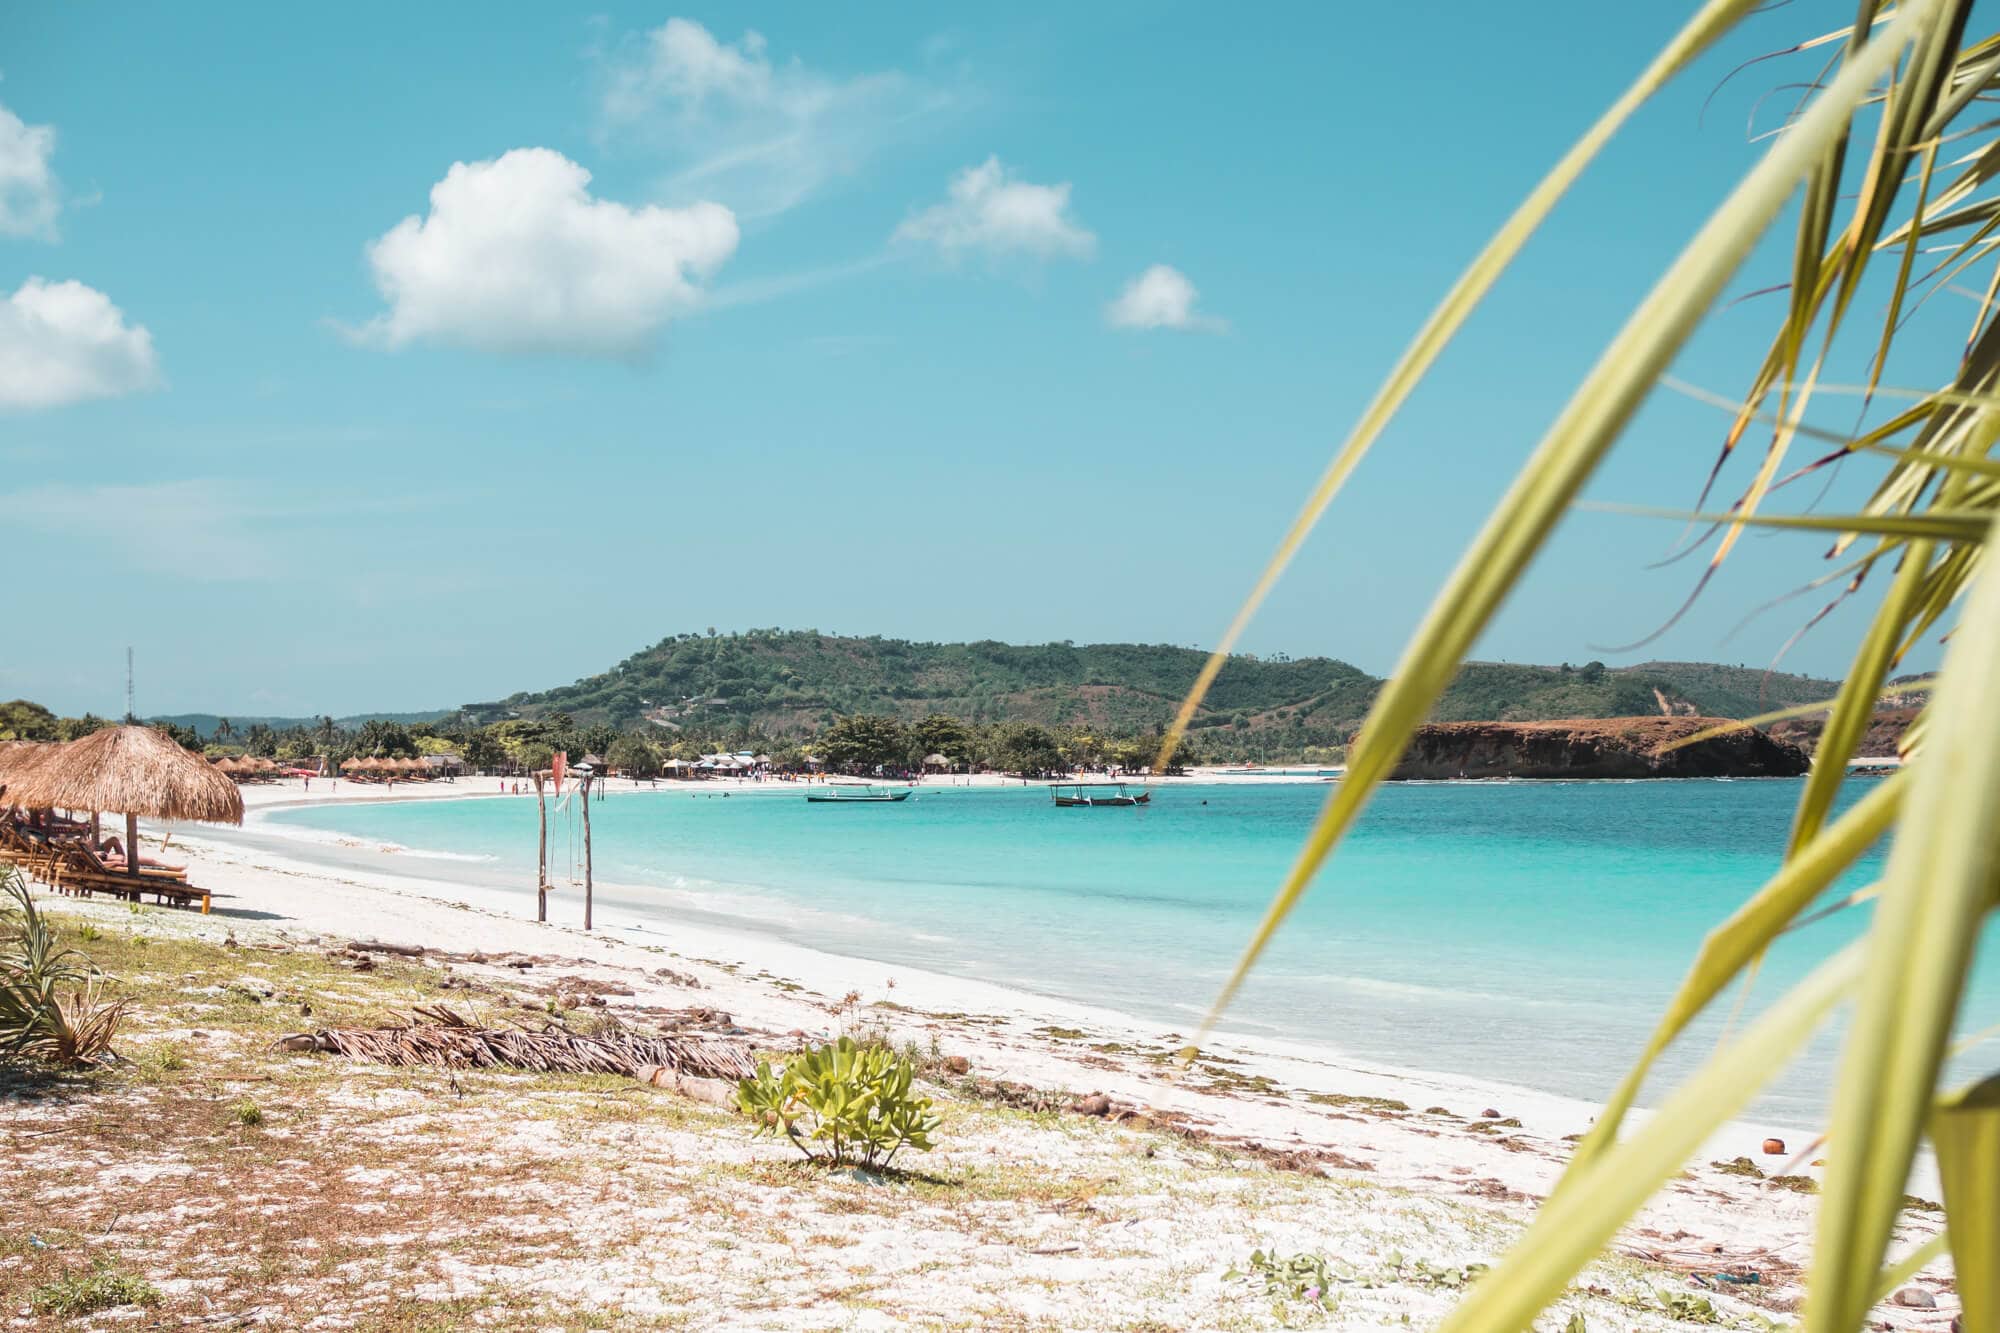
5,726,243,878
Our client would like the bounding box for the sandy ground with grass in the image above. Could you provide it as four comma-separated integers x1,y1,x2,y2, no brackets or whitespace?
0,778,1959,1329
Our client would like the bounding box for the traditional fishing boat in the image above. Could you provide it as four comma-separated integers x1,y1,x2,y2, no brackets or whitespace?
1049,782,1151,808
805,785,911,803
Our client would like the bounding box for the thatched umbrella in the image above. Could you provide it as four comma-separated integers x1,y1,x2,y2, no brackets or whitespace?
0,740,59,810
8,726,243,880
340,756,365,774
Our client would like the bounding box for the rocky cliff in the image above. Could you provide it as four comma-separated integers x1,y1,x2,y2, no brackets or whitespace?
1387,717,1811,780
1769,707,1916,760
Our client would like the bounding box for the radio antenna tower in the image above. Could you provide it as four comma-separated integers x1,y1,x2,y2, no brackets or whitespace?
126,647,135,722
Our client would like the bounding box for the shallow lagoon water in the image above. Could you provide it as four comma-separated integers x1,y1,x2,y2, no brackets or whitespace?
268,777,1998,1121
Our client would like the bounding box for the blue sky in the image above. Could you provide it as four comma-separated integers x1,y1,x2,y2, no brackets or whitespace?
0,3,1949,717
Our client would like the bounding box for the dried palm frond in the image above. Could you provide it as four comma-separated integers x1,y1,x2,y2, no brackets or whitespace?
279,1004,756,1083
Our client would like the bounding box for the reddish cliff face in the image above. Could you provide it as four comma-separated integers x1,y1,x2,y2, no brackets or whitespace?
1387,717,1810,780
1769,707,1916,759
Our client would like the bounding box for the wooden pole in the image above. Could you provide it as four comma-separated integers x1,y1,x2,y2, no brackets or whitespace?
534,774,548,922
126,811,141,882
581,775,594,931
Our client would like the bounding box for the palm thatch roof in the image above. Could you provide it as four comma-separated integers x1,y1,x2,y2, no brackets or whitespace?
7,726,243,824
0,741,59,803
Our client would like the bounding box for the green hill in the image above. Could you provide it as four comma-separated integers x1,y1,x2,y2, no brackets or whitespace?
148,710,452,739
454,629,1850,757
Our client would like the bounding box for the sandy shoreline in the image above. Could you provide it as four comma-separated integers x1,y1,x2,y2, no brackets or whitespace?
65,771,1940,1315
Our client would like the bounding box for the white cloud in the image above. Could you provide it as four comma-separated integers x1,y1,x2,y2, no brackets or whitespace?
0,278,160,410
1105,265,1225,333
600,18,947,218
894,157,1095,262
358,147,738,358
0,101,60,239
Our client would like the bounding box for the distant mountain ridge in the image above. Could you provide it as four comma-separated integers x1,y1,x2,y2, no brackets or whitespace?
149,710,452,739
452,628,1854,750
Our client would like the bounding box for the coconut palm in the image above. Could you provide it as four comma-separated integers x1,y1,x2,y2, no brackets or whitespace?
1170,2,2000,1326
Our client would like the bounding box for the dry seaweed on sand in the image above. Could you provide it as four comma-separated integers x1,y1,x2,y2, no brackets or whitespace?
275,1002,756,1082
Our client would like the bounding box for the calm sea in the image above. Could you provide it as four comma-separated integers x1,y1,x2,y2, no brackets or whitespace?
263,777,1998,1122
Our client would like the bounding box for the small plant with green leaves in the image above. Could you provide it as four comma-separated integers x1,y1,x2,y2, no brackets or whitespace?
136,1042,187,1081
0,869,126,1069
736,1035,940,1170
29,1259,160,1317
1224,1247,1344,1310
231,1099,263,1126
1377,1252,1490,1290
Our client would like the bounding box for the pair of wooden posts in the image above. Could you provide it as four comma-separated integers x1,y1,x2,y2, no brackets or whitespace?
532,770,592,931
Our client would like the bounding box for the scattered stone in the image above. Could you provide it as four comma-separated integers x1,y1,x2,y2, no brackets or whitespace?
1891,1288,1937,1310
1762,1137,1787,1155
1075,1093,1112,1117
299,1002,311,1017
945,1055,971,1075
786,1028,807,1039
1480,1108,1503,1119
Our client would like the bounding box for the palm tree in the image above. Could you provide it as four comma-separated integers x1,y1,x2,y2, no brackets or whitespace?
1173,4,2000,1327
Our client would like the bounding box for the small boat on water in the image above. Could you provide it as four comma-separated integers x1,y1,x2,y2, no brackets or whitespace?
1049,782,1151,808
805,784,911,803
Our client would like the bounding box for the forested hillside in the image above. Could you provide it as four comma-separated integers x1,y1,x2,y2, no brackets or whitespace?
452,629,1851,759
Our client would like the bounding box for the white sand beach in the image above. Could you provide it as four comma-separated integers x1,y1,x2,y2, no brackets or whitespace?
13,774,1943,1326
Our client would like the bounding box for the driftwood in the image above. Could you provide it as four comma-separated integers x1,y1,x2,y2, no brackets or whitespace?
347,939,426,957
275,1004,756,1083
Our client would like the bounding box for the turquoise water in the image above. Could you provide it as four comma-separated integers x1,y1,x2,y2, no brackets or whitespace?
264,778,1998,1122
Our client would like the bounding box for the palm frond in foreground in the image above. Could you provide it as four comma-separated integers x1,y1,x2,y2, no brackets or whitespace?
1173,0,2000,1326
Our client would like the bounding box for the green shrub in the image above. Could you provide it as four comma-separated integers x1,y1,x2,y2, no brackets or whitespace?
30,1260,160,1316
736,1035,940,1170
0,870,126,1069
231,1100,263,1126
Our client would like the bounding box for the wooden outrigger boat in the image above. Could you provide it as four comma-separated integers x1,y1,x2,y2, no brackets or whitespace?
1049,782,1151,808
805,785,911,803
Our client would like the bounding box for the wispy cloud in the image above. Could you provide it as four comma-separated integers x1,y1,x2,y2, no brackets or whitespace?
3,480,452,583
4,481,288,582
703,251,897,313
893,157,1095,264
596,18,959,219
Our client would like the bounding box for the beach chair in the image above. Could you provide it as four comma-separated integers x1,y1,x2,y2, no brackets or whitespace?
46,839,215,913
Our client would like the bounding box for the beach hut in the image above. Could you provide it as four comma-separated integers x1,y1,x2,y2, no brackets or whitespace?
339,756,366,777
5,726,243,882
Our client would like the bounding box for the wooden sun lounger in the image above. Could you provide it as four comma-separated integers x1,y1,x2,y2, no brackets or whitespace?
4,822,220,913
44,837,217,914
